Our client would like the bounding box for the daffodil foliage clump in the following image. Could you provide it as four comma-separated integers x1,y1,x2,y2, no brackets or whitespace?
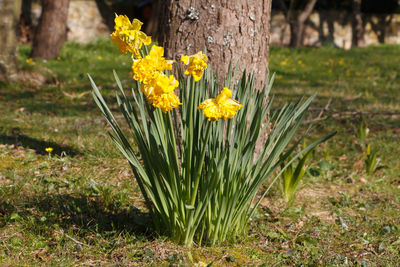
90,15,333,246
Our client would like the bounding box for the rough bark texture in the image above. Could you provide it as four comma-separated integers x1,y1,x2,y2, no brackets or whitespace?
151,0,272,90
31,0,70,59
0,0,22,81
351,0,365,47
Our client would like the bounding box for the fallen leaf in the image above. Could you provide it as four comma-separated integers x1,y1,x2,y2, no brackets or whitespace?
35,249,51,262
339,154,347,161
359,177,368,184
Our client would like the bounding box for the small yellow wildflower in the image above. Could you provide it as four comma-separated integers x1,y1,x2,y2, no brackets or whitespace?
111,15,151,57
338,59,344,65
45,147,53,153
141,73,181,112
57,56,61,61
198,87,243,121
26,58,34,64
132,45,173,84
181,51,208,81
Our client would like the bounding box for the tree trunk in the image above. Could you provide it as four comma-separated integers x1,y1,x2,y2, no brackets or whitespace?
287,0,317,48
94,0,114,32
0,0,22,82
19,0,33,43
31,0,70,59
351,0,365,47
150,0,272,90
377,14,392,44
289,15,304,47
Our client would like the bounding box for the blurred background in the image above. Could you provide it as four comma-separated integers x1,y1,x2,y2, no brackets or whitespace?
16,0,400,48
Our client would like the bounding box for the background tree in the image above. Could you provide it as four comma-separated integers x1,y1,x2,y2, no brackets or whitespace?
0,0,22,81
150,0,272,89
278,0,318,47
19,0,33,43
31,0,70,59
351,0,365,47
362,0,399,44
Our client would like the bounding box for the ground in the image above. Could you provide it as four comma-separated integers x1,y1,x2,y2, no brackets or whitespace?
0,39,399,265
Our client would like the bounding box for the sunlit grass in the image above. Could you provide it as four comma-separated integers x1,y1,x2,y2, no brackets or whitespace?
0,40,398,265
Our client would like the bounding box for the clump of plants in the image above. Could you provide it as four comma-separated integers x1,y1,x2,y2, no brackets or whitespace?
90,15,334,246
280,142,315,205
358,121,380,175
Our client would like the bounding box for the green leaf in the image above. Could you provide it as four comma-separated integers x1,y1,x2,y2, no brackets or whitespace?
10,212,20,221
318,161,334,171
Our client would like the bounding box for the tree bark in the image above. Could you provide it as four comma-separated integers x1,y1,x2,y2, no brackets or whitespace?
150,0,272,90
376,14,392,44
0,0,22,82
289,15,304,47
351,0,365,47
281,0,317,48
19,0,33,43
31,0,70,59
365,14,392,44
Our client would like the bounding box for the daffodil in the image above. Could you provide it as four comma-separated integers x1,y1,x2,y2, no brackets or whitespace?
141,73,181,112
181,51,208,81
132,45,173,84
111,15,151,56
198,87,243,121
148,91,182,113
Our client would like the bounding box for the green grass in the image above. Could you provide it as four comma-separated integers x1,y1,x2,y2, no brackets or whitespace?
0,39,399,265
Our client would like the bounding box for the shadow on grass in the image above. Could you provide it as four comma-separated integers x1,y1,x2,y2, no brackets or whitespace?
0,133,79,157
0,193,153,240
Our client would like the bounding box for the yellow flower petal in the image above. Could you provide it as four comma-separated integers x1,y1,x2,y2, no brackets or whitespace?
132,45,174,84
140,73,181,112
198,87,242,121
181,51,208,81
111,15,151,56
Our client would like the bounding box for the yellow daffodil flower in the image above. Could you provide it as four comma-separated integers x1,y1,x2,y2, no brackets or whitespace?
198,87,243,121
141,73,181,113
148,91,182,113
180,51,208,81
111,15,151,56
132,45,173,84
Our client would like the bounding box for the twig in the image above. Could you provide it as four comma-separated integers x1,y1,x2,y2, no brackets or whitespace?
55,230,86,246
317,98,332,119
303,98,332,123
